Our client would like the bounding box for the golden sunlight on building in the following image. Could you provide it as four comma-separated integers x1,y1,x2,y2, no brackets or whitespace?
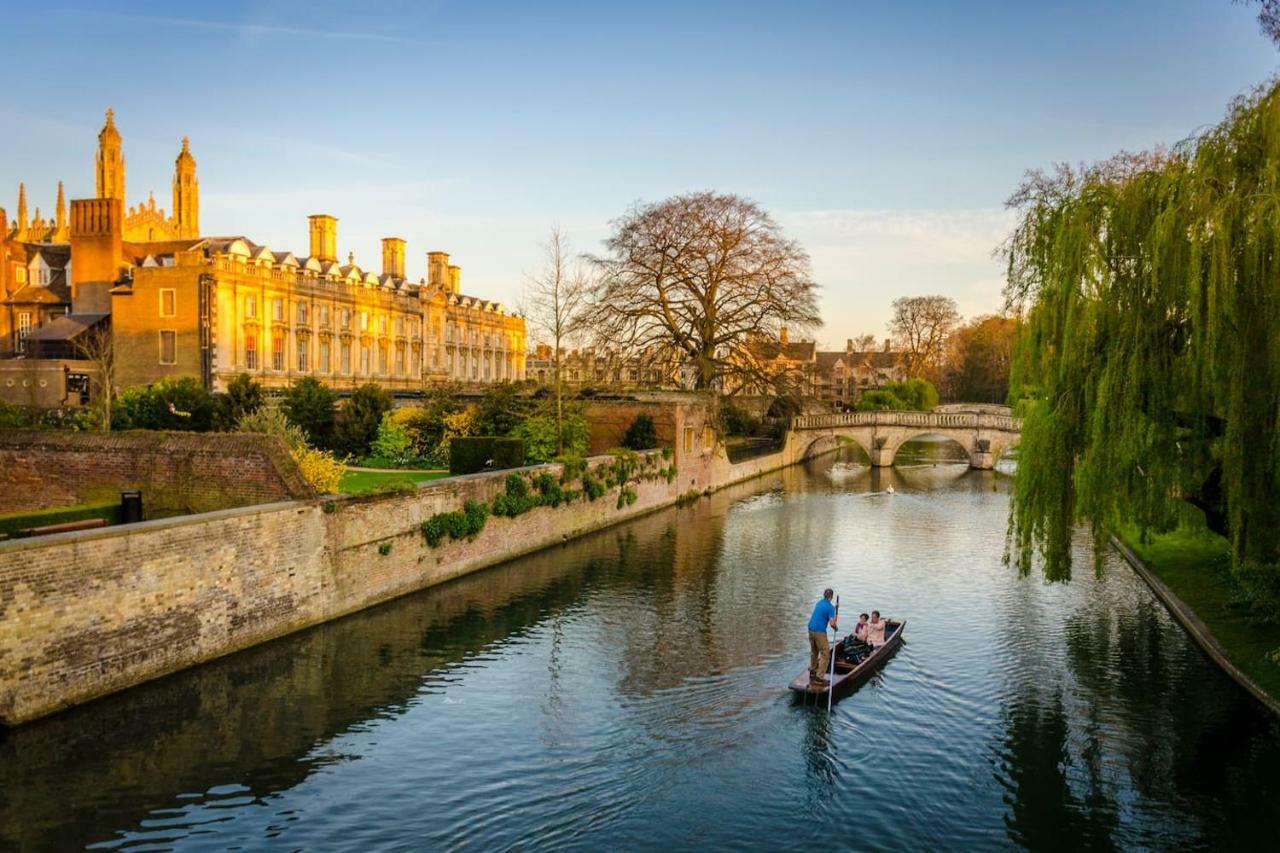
1,110,526,405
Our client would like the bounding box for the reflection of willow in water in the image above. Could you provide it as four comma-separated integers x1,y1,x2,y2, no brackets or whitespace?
993,543,1280,849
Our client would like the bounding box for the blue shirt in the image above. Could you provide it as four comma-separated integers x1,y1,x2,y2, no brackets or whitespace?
808,598,836,632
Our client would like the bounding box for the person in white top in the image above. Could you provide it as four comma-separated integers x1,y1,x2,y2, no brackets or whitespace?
853,613,870,643
864,610,888,647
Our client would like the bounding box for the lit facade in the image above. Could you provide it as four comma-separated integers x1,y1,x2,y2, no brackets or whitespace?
1,110,526,405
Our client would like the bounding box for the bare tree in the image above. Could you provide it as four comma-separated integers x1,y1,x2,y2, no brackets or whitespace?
74,323,116,430
888,295,960,378
522,226,590,455
851,333,878,351
586,192,821,391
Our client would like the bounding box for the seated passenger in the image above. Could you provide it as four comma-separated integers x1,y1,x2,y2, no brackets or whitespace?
853,613,870,643
865,610,888,647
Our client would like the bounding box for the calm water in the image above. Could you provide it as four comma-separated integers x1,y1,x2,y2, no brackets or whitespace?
2,442,1278,850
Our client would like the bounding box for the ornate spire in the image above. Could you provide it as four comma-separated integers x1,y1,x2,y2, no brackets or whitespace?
96,107,125,200
172,135,199,238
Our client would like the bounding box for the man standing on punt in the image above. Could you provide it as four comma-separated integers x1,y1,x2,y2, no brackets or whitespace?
807,588,839,685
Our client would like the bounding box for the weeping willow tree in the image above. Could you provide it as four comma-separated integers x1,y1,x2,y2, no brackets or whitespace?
1004,80,1280,600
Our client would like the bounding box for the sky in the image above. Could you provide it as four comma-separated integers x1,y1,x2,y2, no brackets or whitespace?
1,1,1276,347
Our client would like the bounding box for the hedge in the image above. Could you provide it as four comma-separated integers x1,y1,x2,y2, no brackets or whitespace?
0,501,122,538
449,436,527,475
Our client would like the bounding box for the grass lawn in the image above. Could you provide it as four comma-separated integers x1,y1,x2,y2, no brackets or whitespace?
339,469,450,495
1121,523,1280,704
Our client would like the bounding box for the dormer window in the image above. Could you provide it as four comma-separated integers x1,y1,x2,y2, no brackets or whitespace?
38,268,51,286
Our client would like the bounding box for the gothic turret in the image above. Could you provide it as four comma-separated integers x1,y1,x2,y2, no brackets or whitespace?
95,108,125,201
172,136,199,238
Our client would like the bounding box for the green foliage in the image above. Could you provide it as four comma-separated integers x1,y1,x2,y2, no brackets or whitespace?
492,473,539,517
556,453,587,483
0,501,123,538
237,404,346,494
114,376,215,431
377,541,393,556
474,382,533,436
332,383,393,458
512,412,589,464
854,379,938,412
369,411,415,464
616,486,638,509
420,499,490,548
213,373,265,431
492,437,527,469
450,436,493,475
605,448,639,487
720,403,758,437
581,472,607,501
282,377,338,450
1004,80,1280,587
622,413,659,450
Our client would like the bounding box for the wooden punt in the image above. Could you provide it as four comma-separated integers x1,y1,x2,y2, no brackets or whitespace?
789,619,905,699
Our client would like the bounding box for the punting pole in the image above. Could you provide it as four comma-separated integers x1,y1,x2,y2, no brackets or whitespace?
828,594,839,712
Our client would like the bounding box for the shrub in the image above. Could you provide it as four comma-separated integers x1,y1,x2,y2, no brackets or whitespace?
512,412,590,464
556,453,587,482
492,437,526,469
420,515,448,547
474,382,532,436
492,473,544,517
623,413,659,450
0,401,41,429
114,376,214,431
616,486,638,509
332,383,393,458
237,404,346,493
450,436,495,475
213,373,265,431
720,403,758,437
378,541,393,556
581,473,607,501
856,379,939,412
283,376,339,449
370,411,416,465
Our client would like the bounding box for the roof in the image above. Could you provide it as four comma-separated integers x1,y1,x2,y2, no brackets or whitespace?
5,283,68,305
26,312,109,342
749,339,815,361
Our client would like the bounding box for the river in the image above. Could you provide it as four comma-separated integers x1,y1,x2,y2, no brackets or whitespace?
1,442,1277,850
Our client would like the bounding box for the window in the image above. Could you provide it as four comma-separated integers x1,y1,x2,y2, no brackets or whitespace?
245,333,258,369
38,267,51,286
272,334,284,371
297,339,309,372
17,312,31,352
683,427,694,453
273,298,284,322
341,308,351,329
15,267,26,284
320,305,330,327
160,330,177,364
360,311,368,331
703,426,714,449
378,316,387,335
340,341,351,374
245,295,257,318
378,343,388,374
396,317,404,336
160,289,176,317
360,345,370,374
297,302,308,325
319,340,331,373
395,343,405,376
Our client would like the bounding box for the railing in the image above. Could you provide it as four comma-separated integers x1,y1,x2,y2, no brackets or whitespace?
792,410,1022,432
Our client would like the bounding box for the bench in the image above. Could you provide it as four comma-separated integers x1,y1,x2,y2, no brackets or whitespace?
25,518,109,537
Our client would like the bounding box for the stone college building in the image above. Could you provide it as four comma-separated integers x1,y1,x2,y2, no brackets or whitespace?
0,110,527,407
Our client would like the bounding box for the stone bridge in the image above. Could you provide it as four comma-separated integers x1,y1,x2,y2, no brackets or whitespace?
789,409,1022,470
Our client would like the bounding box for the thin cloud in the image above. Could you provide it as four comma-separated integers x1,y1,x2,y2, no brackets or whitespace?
77,11,417,45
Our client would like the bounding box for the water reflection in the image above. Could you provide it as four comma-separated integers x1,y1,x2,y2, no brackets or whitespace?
1,451,1277,850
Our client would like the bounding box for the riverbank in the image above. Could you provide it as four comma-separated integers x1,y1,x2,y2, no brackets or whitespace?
1113,525,1280,715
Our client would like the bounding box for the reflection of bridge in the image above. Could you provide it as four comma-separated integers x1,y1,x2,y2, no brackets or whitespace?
790,410,1022,470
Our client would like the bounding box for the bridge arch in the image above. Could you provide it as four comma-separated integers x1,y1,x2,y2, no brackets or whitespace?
789,409,1023,471
800,433,871,462
876,431,971,468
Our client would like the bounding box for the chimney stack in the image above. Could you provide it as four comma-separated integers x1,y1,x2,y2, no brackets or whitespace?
308,214,338,263
427,251,449,288
883,338,891,352
779,326,790,345
447,264,461,294
70,197,124,313
846,338,853,353
381,237,406,279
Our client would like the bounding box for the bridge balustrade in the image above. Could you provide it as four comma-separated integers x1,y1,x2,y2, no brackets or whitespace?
792,411,1022,432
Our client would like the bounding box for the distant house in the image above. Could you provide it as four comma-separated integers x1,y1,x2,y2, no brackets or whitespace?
814,339,909,408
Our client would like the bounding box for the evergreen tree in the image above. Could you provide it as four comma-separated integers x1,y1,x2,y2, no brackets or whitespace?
282,376,338,449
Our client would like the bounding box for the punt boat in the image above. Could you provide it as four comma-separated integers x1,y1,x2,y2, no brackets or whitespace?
788,619,905,700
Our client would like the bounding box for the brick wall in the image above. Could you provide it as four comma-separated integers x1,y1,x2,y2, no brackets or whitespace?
0,430,314,516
